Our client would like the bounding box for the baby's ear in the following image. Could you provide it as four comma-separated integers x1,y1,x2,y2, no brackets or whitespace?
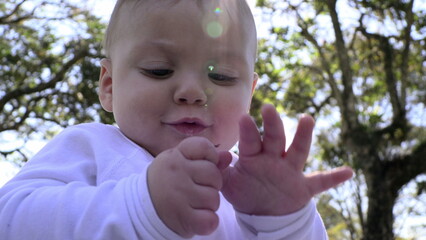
247,72,259,112
99,58,113,112
251,72,258,95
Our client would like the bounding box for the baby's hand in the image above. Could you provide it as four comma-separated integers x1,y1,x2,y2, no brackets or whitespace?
221,104,353,216
147,137,231,238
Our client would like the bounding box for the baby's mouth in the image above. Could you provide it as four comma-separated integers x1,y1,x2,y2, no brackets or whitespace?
174,122,206,135
167,118,209,136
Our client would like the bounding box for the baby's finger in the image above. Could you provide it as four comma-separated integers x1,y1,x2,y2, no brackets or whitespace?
286,114,315,170
188,185,221,211
261,104,286,157
217,151,232,170
188,209,219,236
189,160,223,190
238,114,262,156
178,137,219,165
306,166,354,196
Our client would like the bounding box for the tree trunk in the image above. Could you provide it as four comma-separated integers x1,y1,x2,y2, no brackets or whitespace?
362,163,398,240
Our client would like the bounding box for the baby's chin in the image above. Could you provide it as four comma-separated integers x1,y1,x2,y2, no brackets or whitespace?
214,139,238,153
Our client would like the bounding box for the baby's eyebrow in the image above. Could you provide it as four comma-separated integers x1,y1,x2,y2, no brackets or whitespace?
211,49,249,67
138,39,249,68
217,50,246,62
145,39,178,53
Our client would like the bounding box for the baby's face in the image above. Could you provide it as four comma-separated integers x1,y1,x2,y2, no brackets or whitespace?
100,1,257,156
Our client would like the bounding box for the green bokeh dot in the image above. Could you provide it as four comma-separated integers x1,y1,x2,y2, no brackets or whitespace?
206,21,223,38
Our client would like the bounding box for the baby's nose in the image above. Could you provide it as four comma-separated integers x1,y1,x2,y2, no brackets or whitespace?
173,80,208,106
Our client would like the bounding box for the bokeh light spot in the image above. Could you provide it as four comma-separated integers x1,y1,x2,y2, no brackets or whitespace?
214,7,223,14
206,21,223,38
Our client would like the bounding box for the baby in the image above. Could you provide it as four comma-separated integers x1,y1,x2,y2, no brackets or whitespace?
0,0,353,239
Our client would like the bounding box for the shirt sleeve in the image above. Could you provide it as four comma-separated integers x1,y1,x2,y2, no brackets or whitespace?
0,125,177,240
136,164,188,240
235,200,328,240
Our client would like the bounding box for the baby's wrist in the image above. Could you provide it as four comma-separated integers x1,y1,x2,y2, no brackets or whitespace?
237,200,310,216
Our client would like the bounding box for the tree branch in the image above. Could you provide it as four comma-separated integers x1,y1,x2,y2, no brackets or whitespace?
0,46,89,113
326,0,359,133
390,140,426,191
399,0,414,109
0,0,27,23
0,148,29,162
0,94,45,132
357,24,406,128
290,5,344,111
0,1,74,25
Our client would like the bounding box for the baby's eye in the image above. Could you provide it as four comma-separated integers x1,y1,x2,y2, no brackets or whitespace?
141,69,174,79
208,73,236,84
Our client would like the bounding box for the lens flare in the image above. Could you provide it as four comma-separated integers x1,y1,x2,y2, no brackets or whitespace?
202,6,228,39
214,7,222,14
206,21,223,38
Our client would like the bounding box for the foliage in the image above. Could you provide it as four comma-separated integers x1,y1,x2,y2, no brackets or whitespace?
254,0,426,239
0,0,112,161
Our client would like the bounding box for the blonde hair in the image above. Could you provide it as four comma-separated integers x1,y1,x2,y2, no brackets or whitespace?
102,0,257,59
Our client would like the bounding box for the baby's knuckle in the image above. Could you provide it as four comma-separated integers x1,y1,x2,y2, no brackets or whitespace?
200,190,220,210
209,192,221,210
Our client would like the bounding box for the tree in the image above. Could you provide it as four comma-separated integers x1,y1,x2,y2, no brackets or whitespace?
0,0,112,162
253,0,426,239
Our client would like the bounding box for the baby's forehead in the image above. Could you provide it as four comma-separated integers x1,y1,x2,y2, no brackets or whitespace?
123,0,250,14
104,0,257,59
122,0,253,27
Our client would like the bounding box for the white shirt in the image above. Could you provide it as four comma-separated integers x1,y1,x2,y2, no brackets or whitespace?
0,123,328,240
